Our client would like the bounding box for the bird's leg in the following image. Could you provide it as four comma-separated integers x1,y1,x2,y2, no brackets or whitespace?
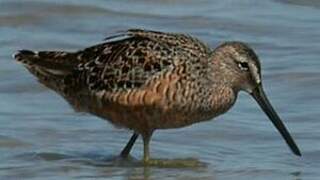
120,132,139,158
142,131,205,168
142,132,152,164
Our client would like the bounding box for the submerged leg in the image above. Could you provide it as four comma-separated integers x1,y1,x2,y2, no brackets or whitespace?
142,132,205,168
120,133,139,158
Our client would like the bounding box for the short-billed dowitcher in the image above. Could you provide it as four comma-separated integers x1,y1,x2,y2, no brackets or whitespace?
14,29,301,165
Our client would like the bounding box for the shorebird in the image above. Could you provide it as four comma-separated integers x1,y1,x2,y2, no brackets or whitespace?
14,29,301,165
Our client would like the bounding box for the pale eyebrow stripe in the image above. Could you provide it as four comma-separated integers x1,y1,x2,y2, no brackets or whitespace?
251,64,261,84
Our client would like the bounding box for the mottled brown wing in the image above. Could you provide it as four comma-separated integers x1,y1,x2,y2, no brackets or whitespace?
77,29,210,92
123,29,210,56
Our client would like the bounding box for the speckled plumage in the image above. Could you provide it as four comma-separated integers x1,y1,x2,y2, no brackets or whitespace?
14,29,301,163
15,29,229,133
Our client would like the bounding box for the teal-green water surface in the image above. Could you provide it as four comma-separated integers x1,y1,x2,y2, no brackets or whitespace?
1,0,319,179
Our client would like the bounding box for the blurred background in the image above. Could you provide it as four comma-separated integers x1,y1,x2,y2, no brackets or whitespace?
1,0,320,179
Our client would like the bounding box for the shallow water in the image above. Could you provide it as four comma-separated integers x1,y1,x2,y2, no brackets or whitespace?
1,0,320,179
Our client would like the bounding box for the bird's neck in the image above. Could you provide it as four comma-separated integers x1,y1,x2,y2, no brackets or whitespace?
208,85,237,118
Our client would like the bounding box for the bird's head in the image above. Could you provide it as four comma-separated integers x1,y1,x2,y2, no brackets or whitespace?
210,41,301,156
210,41,261,93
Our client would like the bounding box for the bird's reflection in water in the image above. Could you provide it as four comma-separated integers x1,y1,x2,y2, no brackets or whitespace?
19,151,210,179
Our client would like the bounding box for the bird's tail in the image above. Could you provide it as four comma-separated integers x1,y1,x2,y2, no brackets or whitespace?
13,49,83,93
14,50,79,76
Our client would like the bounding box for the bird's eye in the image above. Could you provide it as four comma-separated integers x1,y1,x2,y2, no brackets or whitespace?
238,62,249,71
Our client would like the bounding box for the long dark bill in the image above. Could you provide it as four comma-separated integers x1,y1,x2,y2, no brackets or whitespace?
251,85,301,156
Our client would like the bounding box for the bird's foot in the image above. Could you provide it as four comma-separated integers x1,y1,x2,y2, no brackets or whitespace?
115,154,136,162
143,158,206,168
